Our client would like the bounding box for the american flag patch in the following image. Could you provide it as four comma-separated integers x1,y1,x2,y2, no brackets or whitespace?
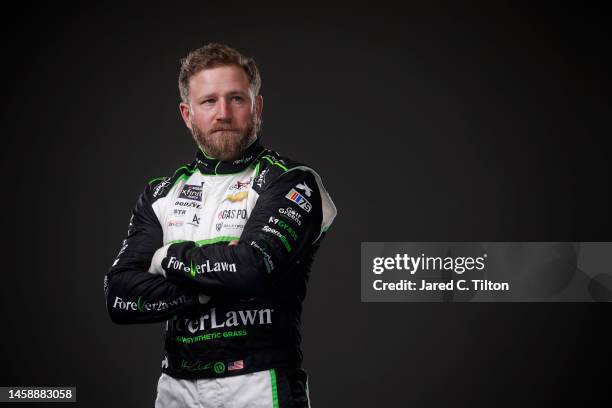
285,189,312,213
228,360,244,371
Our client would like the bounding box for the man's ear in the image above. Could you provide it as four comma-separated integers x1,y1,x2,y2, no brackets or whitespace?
179,102,192,130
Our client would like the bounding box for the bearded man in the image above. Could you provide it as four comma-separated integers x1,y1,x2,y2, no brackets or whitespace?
104,43,337,407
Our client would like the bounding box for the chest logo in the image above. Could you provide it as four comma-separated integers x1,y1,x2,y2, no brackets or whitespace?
179,182,204,202
188,214,200,227
229,178,252,191
225,191,248,203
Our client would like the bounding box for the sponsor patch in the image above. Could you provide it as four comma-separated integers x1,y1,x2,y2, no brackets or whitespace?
285,189,312,213
229,178,252,191
232,154,254,165
296,182,313,197
255,168,269,188
168,220,184,227
153,178,171,198
188,214,200,227
216,222,245,232
225,191,248,203
262,226,292,252
268,216,299,240
172,308,273,334
113,295,189,312
173,209,187,217
166,257,237,276
278,207,302,226
174,201,202,209
217,209,247,220
250,241,275,272
179,183,204,202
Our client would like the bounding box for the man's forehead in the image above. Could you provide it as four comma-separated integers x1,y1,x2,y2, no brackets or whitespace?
189,65,250,96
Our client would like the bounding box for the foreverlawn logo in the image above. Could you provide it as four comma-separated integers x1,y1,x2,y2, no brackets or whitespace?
112,295,188,312
166,256,237,276
179,183,204,202
173,307,273,333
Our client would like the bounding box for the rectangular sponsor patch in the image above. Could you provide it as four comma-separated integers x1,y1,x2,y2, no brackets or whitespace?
179,183,204,202
285,189,312,213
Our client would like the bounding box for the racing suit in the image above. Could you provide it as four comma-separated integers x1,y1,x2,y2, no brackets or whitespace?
104,138,337,407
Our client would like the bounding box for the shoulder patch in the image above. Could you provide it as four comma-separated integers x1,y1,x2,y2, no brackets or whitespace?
147,161,198,202
150,177,172,199
252,150,308,194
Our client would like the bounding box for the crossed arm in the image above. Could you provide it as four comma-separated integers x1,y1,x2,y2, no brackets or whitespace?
104,170,322,324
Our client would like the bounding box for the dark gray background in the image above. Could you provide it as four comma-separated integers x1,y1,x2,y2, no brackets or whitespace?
2,4,610,407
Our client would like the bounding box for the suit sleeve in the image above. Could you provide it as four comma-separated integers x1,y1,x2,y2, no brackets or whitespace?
104,182,198,324
158,169,323,298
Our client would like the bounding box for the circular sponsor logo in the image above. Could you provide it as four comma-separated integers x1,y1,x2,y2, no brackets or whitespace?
214,362,225,374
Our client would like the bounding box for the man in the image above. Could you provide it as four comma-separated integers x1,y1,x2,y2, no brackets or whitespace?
104,43,337,407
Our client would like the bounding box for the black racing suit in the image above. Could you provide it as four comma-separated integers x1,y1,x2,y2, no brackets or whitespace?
104,139,337,382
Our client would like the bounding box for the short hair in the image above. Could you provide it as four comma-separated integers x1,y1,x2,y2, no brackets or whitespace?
178,43,261,103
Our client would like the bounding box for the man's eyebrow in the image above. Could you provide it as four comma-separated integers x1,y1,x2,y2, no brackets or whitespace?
196,90,249,99
197,93,217,100
226,90,250,96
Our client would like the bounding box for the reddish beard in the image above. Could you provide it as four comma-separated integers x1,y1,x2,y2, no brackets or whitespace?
191,119,255,162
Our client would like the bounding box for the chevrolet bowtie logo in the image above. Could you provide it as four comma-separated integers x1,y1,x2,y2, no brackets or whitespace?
225,191,248,202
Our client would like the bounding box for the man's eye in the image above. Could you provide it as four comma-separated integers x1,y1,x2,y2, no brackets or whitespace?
231,96,244,102
202,99,215,105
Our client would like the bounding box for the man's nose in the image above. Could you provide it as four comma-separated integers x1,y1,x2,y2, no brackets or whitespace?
216,99,231,120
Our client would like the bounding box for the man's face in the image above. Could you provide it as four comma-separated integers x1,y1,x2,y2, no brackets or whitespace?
179,65,263,161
